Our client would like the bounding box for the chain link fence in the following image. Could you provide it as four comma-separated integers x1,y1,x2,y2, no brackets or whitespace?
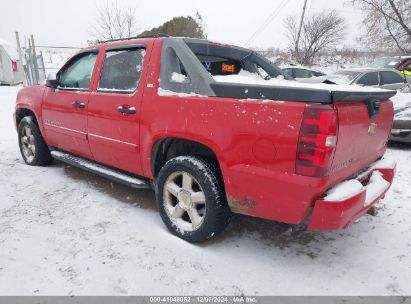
15,32,80,86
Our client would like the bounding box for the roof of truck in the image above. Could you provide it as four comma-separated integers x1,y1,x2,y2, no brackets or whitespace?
92,35,243,52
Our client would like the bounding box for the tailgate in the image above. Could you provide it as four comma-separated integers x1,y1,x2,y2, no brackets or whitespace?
330,91,395,178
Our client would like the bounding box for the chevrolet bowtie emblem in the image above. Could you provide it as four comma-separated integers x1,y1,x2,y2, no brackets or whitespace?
368,123,377,135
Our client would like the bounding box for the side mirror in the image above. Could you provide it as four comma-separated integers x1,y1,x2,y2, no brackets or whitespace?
46,72,59,88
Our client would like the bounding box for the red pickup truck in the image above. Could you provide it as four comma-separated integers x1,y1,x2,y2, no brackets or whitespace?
14,36,396,242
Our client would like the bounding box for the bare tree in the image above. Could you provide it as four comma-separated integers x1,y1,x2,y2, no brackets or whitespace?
285,10,346,65
351,0,411,53
91,2,139,41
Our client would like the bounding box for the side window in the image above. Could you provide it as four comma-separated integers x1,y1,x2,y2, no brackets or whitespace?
294,69,313,78
357,72,379,86
98,48,146,93
59,52,97,89
282,68,293,78
160,47,192,93
255,64,271,80
169,54,189,84
380,71,405,84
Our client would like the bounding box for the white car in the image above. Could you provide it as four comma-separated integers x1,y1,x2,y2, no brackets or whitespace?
281,66,326,79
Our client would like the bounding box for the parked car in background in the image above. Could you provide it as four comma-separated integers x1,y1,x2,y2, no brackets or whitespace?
281,65,326,79
370,56,411,76
0,38,24,85
390,89,411,144
319,68,410,90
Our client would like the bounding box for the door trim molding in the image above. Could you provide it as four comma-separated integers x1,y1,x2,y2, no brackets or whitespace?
89,133,138,149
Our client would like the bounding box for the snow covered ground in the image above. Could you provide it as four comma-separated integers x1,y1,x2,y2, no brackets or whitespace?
0,85,410,296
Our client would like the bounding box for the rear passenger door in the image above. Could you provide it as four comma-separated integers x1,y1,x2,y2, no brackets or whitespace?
87,44,151,175
379,71,406,90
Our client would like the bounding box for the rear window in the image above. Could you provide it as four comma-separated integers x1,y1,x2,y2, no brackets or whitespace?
370,57,401,69
195,54,242,76
380,71,404,84
185,40,285,80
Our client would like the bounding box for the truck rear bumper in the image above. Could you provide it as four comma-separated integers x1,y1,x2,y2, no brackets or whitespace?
307,158,396,231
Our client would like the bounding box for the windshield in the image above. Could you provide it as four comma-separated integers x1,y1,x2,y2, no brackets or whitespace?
326,71,361,84
370,57,401,69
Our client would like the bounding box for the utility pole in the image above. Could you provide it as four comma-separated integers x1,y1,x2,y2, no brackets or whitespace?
295,0,308,63
15,31,27,87
31,34,40,84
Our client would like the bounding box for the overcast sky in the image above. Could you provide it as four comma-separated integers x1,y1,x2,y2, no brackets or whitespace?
1,0,365,49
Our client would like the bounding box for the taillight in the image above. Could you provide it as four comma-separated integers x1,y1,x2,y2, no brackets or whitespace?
11,61,17,72
296,104,338,177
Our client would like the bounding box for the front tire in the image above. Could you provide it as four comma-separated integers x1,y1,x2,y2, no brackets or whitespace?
18,116,52,166
156,156,231,243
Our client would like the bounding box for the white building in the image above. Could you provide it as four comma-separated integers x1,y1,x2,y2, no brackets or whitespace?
0,38,24,85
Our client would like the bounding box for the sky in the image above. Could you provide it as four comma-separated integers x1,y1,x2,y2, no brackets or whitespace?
0,0,365,50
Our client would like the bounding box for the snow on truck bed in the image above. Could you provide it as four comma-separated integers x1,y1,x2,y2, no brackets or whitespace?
158,70,393,99
213,70,392,93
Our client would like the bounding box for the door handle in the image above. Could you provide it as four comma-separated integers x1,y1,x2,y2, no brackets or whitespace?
117,105,136,114
72,101,86,109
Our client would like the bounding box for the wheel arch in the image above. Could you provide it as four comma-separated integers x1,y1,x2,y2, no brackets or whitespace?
15,107,39,128
151,137,223,179
15,107,49,143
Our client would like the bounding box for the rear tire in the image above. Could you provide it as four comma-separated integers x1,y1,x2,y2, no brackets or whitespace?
156,156,231,243
18,116,52,166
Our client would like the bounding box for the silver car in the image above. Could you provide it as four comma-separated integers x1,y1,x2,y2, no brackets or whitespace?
281,66,326,79
390,88,411,144
323,68,410,90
